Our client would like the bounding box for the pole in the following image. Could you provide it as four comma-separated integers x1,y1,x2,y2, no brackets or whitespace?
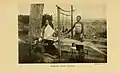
29,4,44,54
71,5,73,39
65,16,67,28
57,6,61,61
62,15,64,30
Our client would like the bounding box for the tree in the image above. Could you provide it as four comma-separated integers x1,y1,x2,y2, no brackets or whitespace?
18,14,54,29
18,15,29,25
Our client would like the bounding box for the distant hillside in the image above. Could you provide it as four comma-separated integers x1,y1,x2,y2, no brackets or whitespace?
83,19,107,39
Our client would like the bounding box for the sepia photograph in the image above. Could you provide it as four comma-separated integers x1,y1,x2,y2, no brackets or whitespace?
18,3,107,63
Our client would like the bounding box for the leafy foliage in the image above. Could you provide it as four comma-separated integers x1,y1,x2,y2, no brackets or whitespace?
18,15,29,25
18,14,54,29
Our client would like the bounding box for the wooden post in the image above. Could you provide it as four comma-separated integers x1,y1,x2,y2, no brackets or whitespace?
57,6,61,61
65,16,67,28
71,5,73,39
29,4,44,53
62,15,64,28
76,45,84,62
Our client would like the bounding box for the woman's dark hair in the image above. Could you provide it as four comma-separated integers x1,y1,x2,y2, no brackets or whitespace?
41,14,54,29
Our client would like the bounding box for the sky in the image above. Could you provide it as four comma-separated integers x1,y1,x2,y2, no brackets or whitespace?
18,3,106,20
